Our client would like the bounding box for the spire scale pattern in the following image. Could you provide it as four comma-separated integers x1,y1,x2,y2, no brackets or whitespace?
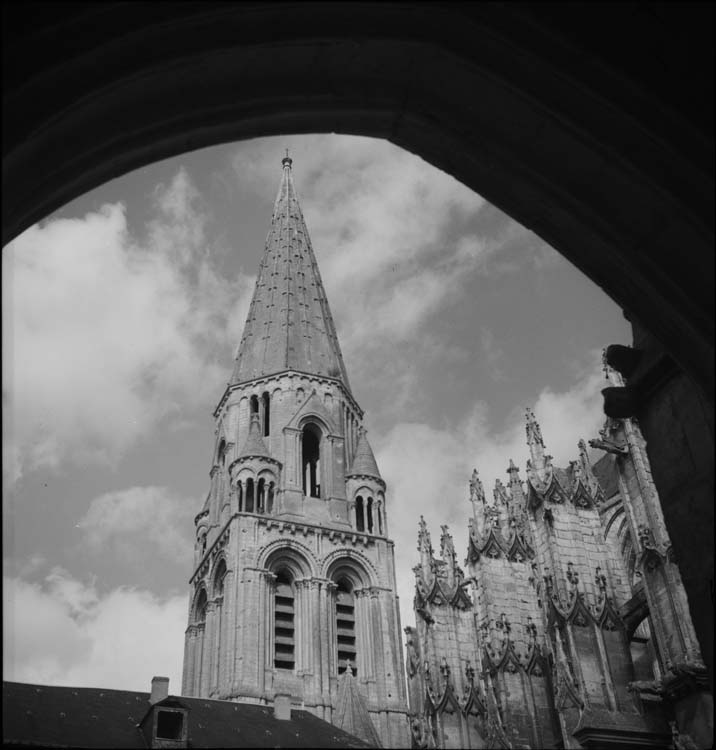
231,157,351,389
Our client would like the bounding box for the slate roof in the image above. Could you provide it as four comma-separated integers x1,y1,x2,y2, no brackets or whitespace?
230,157,351,391
237,414,272,460
347,432,382,480
3,682,370,748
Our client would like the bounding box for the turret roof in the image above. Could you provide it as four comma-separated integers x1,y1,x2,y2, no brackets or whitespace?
333,667,381,747
347,431,382,479
231,156,351,390
237,414,271,459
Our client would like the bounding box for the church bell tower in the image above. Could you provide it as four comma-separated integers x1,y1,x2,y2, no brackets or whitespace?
181,155,410,748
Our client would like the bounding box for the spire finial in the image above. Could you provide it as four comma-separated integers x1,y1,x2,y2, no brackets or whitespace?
282,149,292,168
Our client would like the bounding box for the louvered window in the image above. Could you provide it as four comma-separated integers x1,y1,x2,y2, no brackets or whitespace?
274,572,295,670
336,580,357,675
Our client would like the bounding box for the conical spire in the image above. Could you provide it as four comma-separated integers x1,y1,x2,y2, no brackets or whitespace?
348,429,382,479
333,663,382,747
237,414,271,459
231,156,351,389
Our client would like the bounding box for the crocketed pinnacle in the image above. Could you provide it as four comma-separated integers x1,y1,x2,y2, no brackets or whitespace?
231,157,351,390
347,430,382,479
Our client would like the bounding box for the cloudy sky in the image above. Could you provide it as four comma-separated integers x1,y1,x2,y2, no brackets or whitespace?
2,134,630,693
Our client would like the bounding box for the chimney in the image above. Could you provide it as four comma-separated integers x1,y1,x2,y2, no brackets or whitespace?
150,676,169,705
274,694,291,721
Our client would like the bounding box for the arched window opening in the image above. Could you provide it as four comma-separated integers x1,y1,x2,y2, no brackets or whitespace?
194,589,208,624
336,579,357,675
355,496,365,532
257,478,265,513
366,497,374,533
237,482,243,512
214,560,227,598
274,570,295,670
246,478,255,513
302,424,321,498
250,394,259,415
630,618,661,681
377,501,383,535
218,439,226,467
267,482,275,514
262,391,270,437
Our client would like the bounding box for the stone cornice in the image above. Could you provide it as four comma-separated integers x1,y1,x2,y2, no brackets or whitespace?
345,472,386,489
212,370,364,420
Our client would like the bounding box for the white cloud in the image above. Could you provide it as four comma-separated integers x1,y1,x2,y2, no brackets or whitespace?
231,136,518,358
78,486,194,565
2,169,254,481
3,568,187,691
376,352,607,634
480,326,507,382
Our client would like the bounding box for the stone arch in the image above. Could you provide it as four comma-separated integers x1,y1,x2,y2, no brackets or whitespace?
258,539,318,579
603,505,625,539
211,556,229,597
6,3,712,403
297,412,334,436
191,585,209,624
5,3,713,677
323,549,377,588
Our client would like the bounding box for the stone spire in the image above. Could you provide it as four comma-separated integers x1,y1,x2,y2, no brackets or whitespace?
333,664,382,747
230,155,351,389
347,429,382,481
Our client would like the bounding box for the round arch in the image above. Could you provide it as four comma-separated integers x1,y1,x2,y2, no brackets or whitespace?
3,3,713,676
259,539,318,580
211,556,229,597
191,585,209,624
323,550,377,589
3,5,712,396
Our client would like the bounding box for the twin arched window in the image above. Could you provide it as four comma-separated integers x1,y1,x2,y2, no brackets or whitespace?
355,495,382,534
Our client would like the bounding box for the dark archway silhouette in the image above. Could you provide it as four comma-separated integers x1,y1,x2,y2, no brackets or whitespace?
3,2,713,678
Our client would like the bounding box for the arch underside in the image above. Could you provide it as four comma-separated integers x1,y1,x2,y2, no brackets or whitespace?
3,2,713,683
2,4,713,395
